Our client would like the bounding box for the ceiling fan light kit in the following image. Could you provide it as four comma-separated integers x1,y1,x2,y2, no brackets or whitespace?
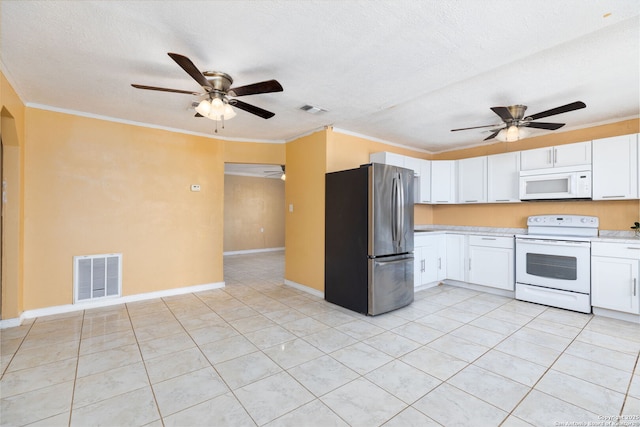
495,125,530,142
195,98,236,121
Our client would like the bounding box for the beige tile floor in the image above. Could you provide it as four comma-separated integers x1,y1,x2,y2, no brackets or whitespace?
1,250,639,426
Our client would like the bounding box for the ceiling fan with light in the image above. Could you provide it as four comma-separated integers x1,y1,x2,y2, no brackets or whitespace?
132,52,283,131
264,165,286,181
451,101,586,142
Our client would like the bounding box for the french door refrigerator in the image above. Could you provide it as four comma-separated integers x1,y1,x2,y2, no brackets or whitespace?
325,163,414,315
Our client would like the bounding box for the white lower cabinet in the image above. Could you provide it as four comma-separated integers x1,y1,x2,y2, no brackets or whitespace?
467,235,514,291
445,234,466,281
414,233,446,288
591,242,640,314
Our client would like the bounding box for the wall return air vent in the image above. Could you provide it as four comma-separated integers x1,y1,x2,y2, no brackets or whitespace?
74,253,122,303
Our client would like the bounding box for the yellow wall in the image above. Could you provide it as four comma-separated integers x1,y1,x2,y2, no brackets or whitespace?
22,109,226,310
224,175,285,252
224,140,285,165
430,119,640,229
1,71,26,318
284,130,327,291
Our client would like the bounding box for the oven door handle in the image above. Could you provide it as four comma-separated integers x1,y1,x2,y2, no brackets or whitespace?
516,238,591,248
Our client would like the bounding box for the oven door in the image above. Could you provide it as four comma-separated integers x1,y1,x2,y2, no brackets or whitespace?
515,238,591,293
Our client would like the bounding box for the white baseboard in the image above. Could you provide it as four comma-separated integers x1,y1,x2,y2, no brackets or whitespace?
443,279,515,298
414,281,441,293
592,307,640,324
1,281,225,329
224,247,285,256
0,317,22,329
284,279,324,299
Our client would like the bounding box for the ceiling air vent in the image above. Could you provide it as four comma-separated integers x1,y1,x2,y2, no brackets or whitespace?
300,104,327,114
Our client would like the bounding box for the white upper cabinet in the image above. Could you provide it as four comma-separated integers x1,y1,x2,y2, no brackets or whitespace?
404,156,423,177
520,141,591,170
487,151,521,203
457,156,487,203
431,160,457,204
370,152,405,168
592,134,638,200
520,146,554,170
415,159,432,203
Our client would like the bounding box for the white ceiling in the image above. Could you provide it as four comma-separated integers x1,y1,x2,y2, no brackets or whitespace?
2,1,639,153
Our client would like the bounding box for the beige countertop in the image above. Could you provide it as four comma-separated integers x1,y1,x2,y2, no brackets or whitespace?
415,226,640,243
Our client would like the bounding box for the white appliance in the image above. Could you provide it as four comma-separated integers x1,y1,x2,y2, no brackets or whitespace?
519,166,592,200
515,215,598,313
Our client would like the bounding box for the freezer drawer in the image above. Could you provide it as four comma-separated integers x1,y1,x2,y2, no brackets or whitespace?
368,254,414,315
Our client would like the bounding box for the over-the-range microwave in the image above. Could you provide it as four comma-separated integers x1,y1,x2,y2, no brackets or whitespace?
519,166,592,201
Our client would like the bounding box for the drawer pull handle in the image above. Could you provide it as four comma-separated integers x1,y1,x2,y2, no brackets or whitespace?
601,195,625,198
634,278,637,297
626,247,640,250
481,238,497,240
465,200,478,203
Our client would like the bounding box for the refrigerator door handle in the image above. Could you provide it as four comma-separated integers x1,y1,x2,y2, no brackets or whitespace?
398,172,405,248
391,174,399,246
375,255,414,267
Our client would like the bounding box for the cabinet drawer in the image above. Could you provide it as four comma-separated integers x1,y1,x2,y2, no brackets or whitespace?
592,241,640,259
468,235,513,249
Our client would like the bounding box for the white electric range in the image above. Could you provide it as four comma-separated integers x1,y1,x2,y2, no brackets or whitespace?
515,215,599,313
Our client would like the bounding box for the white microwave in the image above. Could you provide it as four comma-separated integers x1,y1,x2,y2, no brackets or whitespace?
519,167,592,200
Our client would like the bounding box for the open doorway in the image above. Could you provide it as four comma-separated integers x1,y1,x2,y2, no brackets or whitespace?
223,163,286,285
223,163,285,255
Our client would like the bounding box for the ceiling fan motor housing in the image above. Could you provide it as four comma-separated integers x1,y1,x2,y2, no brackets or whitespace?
202,71,233,93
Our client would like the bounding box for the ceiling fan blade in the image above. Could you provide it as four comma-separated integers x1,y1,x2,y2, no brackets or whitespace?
484,129,502,141
167,52,214,91
451,123,502,132
490,106,514,122
229,99,275,119
524,121,566,130
131,84,201,95
228,80,283,97
525,101,586,121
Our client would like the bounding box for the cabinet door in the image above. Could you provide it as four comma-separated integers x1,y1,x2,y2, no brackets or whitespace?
592,135,638,200
417,160,432,203
404,156,422,177
468,246,514,290
431,160,456,203
457,157,487,203
487,152,521,202
370,152,405,168
520,147,554,170
422,238,439,284
414,246,424,288
446,234,466,281
553,141,591,167
592,256,639,314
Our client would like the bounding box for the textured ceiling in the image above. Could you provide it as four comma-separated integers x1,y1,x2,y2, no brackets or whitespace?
1,1,639,153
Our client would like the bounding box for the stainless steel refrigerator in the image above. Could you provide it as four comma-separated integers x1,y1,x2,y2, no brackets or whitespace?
325,163,414,315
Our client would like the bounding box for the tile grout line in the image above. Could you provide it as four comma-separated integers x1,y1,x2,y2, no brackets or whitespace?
65,309,87,427
126,300,165,426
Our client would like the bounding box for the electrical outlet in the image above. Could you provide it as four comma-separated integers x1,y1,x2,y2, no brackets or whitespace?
190,184,201,192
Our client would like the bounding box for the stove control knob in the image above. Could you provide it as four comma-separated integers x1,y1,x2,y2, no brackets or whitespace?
581,218,588,223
